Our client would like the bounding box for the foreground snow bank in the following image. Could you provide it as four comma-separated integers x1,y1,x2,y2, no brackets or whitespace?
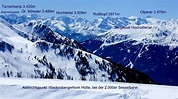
0,78,178,99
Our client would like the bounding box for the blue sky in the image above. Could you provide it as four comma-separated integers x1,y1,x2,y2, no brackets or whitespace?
1,0,178,20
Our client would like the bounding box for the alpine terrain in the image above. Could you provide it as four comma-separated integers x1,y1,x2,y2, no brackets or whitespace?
1,14,177,86
0,17,154,84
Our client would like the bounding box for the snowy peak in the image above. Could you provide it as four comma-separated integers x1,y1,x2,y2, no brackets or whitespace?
0,14,40,24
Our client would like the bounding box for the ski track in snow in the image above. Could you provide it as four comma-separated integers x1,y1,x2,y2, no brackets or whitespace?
0,78,178,99
134,44,145,64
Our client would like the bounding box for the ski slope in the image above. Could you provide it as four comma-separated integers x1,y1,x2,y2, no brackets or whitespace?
0,78,178,99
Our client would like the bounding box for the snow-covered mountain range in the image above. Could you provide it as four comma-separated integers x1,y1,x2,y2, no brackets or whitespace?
1,14,177,47
0,14,160,42
0,14,177,86
81,17,178,86
0,17,154,84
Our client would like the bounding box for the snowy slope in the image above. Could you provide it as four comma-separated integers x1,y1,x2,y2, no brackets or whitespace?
0,78,178,99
